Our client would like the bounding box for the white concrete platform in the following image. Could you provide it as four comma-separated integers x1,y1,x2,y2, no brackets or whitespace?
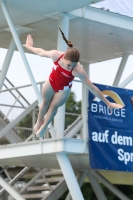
1,138,133,185
0,138,89,169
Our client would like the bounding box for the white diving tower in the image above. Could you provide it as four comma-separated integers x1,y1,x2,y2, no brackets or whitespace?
0,0,133,200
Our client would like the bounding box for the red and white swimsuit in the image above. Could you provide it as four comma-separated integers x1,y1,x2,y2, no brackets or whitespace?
49,54,74,92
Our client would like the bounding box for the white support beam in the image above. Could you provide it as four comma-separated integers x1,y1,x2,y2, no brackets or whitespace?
113,53,129,86
0,38,16,90
56,153,84,200
88,170,107,200
118,72,133,88
0,167,30,196
0,100,38,139
32,109,36,141
90,170,130,200
54,14,69,138
82,63,89,139
0,0,42,104
0,138,87,159
19,169,48,194
0,176,25,200
64,119,83,138
65,171,87,200
69,6,133,31
3,169,11,181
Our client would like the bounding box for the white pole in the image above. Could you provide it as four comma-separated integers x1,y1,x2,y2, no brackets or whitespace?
55,16,84,199
0,38,16,90
119,72,133,88
0,100,38,139
32,109,36,141
0,0,42,104
0,176,25,200
65,171,87,200
56,153,84,200
54,14,69,138
90,170,130,200
82,63,89,139
65,119,83,138
88,171,107,200
113,53,129,86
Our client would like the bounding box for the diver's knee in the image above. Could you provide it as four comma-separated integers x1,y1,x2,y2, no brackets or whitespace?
41,99,50,107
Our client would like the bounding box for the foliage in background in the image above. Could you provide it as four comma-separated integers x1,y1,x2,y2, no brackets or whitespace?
17,114,32,129
59,183,133,200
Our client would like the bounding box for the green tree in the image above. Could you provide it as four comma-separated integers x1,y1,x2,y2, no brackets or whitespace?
17,113,32,128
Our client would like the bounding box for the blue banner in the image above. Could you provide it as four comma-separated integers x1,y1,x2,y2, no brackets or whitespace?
88,83,133,171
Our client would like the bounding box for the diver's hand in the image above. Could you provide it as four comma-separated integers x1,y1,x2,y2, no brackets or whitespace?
23,34,33,48
108,102,124,113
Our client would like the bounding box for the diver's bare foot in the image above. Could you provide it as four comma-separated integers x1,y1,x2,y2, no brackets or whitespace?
36,123,47,138
34,119,44,133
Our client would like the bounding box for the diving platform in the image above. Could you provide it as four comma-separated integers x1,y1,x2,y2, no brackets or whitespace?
0,138,88,169
0,138,133,187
